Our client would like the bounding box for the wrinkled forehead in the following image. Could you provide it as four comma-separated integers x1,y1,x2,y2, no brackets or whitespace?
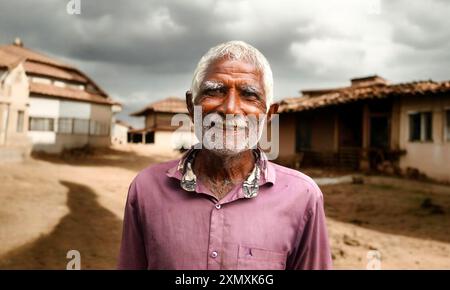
202,57,264,88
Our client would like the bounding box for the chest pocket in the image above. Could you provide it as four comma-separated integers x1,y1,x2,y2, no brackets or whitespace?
237,244,287,270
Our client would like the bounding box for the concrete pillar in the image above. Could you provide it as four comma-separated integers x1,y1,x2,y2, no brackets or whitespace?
360,103,370,171
0,104,10,145
333,111,339,152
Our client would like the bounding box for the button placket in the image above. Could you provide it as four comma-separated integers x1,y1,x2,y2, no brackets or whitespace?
207,204,224,269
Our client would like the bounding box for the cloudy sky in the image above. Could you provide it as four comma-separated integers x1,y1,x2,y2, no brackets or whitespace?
1,0,449,127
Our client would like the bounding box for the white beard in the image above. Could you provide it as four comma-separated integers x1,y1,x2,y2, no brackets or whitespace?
199,113,267,156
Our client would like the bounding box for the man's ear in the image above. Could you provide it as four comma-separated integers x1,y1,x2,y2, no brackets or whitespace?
186,90,194,121
267,103,279,123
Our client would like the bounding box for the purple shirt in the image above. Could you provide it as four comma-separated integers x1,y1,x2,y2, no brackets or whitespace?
117,150,332,270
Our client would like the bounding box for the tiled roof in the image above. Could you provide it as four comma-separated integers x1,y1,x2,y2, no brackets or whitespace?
115,119,133,129
24,61,87,83
0,44,74,69
29,82,116,105
130,96,188,116
279,80,450,112
0,50,24,70
0,42,113,104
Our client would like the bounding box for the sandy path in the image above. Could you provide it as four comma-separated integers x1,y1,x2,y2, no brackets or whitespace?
0,145,180,268
0,159,69,259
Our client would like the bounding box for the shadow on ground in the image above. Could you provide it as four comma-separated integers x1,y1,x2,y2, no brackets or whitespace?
0,180,123,269
31,147,172,172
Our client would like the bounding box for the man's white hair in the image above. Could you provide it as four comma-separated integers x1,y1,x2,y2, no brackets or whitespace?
190,40,274,110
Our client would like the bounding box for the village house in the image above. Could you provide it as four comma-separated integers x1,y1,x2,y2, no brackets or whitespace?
129,96,195,151
112,119,133,145
0,38,121,157
0,45,30,161
277,75,450,183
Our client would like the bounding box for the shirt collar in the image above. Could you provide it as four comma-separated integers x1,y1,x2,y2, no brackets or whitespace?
166,146,276,199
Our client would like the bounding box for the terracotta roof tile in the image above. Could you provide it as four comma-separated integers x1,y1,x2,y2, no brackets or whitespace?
0,42,115,104
24,61,87,83
29,82,116,105
130,96,188,116
0,44,74,69
0,50,24,69
279,80,450,112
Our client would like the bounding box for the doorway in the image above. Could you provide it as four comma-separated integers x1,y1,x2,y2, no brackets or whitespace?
370,115,389,149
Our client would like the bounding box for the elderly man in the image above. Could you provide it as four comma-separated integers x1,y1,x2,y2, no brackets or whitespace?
118,41,332,270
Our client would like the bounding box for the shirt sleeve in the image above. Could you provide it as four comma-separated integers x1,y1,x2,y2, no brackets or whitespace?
117,179,148,269
286,184,333,270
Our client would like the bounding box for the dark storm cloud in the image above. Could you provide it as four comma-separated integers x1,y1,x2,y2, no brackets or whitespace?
1,0,449,127
386,1,450,50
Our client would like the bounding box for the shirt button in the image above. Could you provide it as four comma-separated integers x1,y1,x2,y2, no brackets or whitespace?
215,204,221,210
211,251,218,258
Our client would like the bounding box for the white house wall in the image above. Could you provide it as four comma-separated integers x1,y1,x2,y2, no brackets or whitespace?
1,64,31,145
28,97,112,152
112,123,128,144
89,103,113,147
28,96,59,146
59,100,90,118
29,96,60,118
398,94,450,182
90,103,111,121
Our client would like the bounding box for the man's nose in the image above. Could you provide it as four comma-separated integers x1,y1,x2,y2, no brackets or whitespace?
218,89,243,115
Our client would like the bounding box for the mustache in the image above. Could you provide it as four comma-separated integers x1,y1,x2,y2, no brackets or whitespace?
203,113,249,129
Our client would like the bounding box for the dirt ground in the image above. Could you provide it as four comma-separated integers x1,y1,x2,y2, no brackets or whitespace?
323,177,450,269
0,145,449,269
0,144,180,269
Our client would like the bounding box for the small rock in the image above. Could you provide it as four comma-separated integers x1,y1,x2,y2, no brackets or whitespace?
352,175,364,184
421,198,445,215
343,234,360,247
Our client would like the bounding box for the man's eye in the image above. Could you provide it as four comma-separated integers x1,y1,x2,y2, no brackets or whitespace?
243,91,258,99
204,89,223,96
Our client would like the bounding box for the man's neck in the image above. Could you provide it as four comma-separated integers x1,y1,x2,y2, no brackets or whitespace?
193,149,256,198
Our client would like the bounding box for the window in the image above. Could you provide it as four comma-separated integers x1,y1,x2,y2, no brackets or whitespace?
53,80,66,88
90,120,100,136
409,112,432,142
31,77,51,84
446,110,450,141
145,131,154,144
29,117,54,131
73,119,89,134
16,110,24,132
58,118,73,134
90,120,110,136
